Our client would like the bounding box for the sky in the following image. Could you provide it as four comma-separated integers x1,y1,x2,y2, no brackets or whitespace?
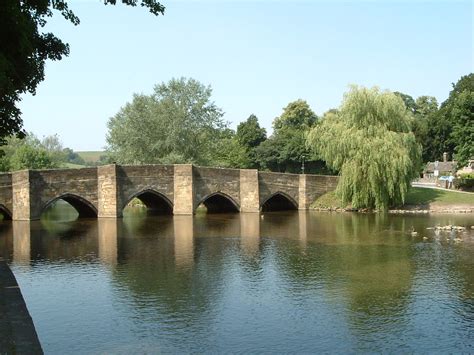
19,0,473,151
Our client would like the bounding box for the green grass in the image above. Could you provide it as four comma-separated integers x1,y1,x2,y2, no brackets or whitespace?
404,187,474,205
311,190,345,209
77,151,104,163
311,187,474,210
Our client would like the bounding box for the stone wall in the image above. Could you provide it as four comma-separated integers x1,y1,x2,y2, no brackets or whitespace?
193,166,241,210
301,174,339,208
258,171,300,207
117,165,174,211
31,168,98,217
0,173,12,218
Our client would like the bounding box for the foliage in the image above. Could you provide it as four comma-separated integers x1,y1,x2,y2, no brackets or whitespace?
10,144,56,170
208,130,251,169
307,86,422,210
255,99,327,174
106,78,226,165
424,73,473,163
415,96,438,116
273,99,317,130
394,92,439,163
235,114,267,168
0,0,165,147
449,90,474,167
0,133,88,171
1,134,56,170
393,92,416,114
236,114,267,149
63,148,86,165
454,172,474,191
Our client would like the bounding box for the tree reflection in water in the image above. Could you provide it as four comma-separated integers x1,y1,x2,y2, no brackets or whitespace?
0,209,473,353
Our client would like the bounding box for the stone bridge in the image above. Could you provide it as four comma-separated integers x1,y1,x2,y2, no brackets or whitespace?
0,164,338,220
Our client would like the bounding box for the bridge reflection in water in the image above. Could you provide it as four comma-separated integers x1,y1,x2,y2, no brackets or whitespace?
6,211,320,268
1,210,474,354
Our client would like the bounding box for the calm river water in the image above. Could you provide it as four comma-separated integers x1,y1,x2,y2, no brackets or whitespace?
0,207,473,353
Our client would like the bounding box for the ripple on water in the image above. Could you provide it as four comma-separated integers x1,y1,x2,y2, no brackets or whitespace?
1,212,473,353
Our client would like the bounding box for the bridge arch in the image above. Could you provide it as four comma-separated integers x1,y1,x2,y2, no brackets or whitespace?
196,192,240,213
0,204,12,220
261,191,298,212
123,189,173,215
42,193,98,218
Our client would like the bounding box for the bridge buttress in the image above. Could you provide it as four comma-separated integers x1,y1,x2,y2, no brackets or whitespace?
240,169,260,212
97,164,121,218
298,174,308,210
12,171,34,220
173,164,194,214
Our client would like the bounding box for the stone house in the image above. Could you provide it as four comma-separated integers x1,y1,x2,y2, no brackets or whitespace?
423,152,457,179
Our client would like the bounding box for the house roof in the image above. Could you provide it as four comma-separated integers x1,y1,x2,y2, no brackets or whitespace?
425,161,457,172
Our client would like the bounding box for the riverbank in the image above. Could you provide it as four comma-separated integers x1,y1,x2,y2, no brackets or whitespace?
311,187,474,213
0,258,43,354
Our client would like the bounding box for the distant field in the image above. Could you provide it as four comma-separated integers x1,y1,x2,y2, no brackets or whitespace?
77,151,104,163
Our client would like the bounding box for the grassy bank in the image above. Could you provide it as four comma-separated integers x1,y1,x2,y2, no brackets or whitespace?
404,187,474,205
311,187,474,211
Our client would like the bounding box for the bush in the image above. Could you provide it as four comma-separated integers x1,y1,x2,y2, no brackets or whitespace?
454,173,474,191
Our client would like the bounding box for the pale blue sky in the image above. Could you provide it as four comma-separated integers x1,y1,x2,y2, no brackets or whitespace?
20,0,473,151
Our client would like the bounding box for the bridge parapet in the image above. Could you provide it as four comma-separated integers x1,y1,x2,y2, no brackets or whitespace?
1,164,338,220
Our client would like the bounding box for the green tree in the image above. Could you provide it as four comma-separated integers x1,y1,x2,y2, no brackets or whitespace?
0,0,165,146
41,133,67,165
10,144,55,170
236,114,267,149
424,73,473,163
307,86,421,210
273,99,317,130
209,130,251,169
394,92,416,114
236,114,267,168
0,133,74,171
106,78,226,165
413,96,438,162
415,96,438,116
450,90,474,167
256,99,322,173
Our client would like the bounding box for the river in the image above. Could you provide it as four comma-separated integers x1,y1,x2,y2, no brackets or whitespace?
0,206,473,353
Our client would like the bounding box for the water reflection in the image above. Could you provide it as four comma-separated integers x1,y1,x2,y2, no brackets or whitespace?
13,221,31,265
98,219,118,267
0,211,472,353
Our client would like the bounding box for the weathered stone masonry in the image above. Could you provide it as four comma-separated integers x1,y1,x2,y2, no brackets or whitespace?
0,164,338,220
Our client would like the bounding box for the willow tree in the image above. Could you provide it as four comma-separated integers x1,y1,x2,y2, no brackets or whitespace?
307,86,421,210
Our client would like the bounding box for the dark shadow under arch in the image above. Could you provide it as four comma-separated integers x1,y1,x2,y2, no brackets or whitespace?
43,194,98,218
125,189,173,215
0,204,12,220
197,192,240,213
261,192,298,212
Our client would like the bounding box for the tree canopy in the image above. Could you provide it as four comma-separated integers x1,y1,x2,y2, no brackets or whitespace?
0,0,165,146
106,78,226,165
235,114,267,168
307,86,421,210
255,100,320,173
423,73,473,164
